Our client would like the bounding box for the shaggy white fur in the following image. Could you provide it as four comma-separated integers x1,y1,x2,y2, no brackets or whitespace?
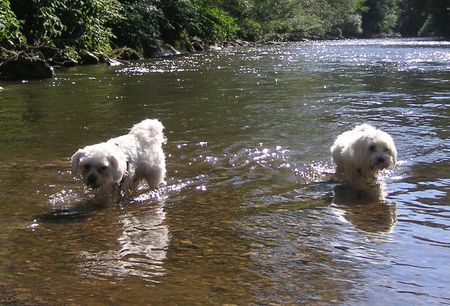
331,124,397,187
71,119,166,196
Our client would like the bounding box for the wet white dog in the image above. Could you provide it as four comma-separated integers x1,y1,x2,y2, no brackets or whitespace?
331,124,397,187
71,119,166,196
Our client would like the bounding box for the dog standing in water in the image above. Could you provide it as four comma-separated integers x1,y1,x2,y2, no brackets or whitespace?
71,119,166,197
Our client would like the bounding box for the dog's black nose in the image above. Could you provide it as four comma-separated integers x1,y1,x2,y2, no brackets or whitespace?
87,174,97,185
376,157,385,164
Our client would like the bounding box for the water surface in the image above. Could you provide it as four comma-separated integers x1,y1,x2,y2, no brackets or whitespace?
0,38,449,305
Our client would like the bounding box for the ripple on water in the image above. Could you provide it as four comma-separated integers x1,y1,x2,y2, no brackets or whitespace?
1,38,449,305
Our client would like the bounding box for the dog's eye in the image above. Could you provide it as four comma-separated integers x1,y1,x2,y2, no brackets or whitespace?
384,148,390,153
99,166,108,173
369,145,376,152
82,164,90,171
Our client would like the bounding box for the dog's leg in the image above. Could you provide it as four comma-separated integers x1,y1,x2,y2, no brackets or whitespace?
142,166,165,190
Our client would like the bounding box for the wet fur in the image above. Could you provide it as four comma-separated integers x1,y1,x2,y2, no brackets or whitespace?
331,124,397,188
71,119,166,197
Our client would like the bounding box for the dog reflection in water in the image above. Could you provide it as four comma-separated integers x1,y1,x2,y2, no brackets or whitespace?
331,183,396,233
79,202,169,280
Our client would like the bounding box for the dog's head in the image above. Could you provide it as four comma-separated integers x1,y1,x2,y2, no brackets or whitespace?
354,130,397,173
71,145,125,189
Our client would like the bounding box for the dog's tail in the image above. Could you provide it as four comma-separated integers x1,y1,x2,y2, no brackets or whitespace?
130,119,166,145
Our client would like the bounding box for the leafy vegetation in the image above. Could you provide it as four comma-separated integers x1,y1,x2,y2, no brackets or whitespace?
0,0,24,46
1,0,449,58
8,0,120,50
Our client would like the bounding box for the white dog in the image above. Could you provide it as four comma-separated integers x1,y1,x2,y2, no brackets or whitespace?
331,124,397,187
71,119,166,196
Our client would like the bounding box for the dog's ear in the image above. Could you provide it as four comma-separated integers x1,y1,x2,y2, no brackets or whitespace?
389,145,397,169
108,155,125,183
71,149,86,175
109,155,118,171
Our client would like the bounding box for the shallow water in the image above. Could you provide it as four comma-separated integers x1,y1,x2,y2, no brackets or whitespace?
0,38,449,305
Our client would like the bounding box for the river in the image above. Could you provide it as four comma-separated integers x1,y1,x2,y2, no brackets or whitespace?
0,38,449,305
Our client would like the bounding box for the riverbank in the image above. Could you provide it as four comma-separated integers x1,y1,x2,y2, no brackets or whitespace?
1,0,448,81
0,38,256,80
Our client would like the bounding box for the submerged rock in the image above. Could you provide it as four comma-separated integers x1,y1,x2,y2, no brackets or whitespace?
0,52,54,80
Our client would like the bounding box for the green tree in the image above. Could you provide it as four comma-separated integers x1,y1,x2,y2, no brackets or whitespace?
422,0,450,37
59,0,121,50
110,0,161,55
194,0,240,42
158,0,238,43
396,0,427,36
361,0,398,37
246,0,363,40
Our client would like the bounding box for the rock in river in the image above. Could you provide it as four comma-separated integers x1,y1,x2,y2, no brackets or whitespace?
0,52,54,80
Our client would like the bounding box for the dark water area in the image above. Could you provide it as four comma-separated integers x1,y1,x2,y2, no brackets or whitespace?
0,38,449,305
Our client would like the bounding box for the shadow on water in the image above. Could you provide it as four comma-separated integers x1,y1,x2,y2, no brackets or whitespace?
35,184,167,224
35,197,108,224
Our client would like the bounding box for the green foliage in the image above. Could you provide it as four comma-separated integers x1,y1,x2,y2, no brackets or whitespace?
328,0,363,37
215,0,253,18
397,0,427,36
2,0,449,57
354,0,369,14
237,18,262,41
111,0,160,55
0,0,25,46
195,2,240,42
59,0,121,50
29,0,64,45
8,0,120,50
358,0,449,38
157,0,201,43
111,0,240,55
247,0,363,40
156,0,239,43
361,0,398,37
424,0,450,37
